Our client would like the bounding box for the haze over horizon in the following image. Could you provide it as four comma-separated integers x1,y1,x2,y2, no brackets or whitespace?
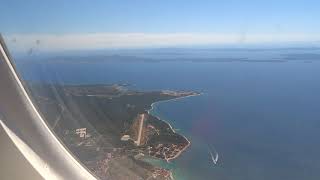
2,0,320,51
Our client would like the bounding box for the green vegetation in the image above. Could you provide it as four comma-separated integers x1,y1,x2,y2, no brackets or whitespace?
26,83,195,180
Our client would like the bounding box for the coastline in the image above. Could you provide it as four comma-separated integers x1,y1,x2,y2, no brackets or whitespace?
143,92,201,180
147,92,201,161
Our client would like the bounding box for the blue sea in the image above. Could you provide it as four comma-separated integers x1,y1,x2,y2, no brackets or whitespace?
15,48,320,180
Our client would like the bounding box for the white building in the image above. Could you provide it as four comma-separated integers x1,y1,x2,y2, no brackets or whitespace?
75,128,87,138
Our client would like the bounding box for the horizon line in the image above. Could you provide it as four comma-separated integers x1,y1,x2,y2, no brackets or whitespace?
3,32,320,52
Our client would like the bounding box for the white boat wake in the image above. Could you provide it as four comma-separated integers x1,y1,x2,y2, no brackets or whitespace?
208,145,219,165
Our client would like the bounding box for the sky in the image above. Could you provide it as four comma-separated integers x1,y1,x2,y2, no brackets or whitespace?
1,0,320,51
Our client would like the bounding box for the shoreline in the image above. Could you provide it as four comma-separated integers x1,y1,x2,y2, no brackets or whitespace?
147,92,201,162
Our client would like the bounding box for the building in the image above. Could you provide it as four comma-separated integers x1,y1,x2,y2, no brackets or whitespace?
75,128,87,138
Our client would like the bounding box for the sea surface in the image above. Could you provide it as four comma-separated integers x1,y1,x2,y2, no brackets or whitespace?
15,49,320,180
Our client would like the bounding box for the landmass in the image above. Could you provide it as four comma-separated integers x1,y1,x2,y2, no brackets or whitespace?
26,83,199,180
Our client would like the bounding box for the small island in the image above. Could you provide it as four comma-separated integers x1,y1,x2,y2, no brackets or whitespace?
28,83,199,180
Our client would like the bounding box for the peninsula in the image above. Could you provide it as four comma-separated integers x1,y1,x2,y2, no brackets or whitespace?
27,83,199,180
